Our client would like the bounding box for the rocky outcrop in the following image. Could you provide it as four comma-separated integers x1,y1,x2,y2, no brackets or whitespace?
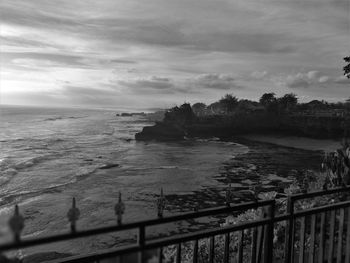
135,102,348,141
135,122,185,141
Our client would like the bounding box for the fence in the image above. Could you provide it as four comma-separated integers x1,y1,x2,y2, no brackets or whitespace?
1,186,350,263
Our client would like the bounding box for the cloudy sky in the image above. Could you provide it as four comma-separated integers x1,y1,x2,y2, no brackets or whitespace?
0,0,349,109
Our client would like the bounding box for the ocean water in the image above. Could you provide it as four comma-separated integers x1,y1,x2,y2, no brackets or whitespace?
0,105,249,256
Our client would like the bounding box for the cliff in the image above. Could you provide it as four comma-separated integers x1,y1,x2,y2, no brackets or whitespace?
135,105,349,141
135,122,185,141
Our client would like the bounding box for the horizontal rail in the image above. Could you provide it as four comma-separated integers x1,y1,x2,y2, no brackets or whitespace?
0,200,273,251
50,199,350,263
3,187,350,263
50,218,272,263
290,186,350,202
273,201,350,222
293,200,350,218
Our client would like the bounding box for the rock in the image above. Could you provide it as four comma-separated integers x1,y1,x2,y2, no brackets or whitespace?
99,163,120,169
135,123,185,141
121,113,133,117
120,112,146,117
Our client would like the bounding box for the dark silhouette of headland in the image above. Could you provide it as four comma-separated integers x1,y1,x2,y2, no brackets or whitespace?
136,93,350,141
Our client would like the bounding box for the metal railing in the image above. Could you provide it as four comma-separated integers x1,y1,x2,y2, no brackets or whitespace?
1,186,350,263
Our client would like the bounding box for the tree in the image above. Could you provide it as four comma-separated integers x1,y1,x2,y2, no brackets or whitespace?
345,98,350,112
236,99,263,113
259,93,276,107
219,94,238,113
164,103,195,125
207,101,224,115
344,56,350,79
278,93,298,112
192,102,206,116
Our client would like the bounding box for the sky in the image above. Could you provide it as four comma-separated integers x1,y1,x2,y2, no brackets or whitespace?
0,0,349,109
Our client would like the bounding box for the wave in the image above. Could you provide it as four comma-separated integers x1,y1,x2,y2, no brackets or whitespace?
43,116,86,122
193,137,245,147
0,164,99,206
13,156,51,170
0,138,25,143
44,116,64,121
102,127,115,135
155,166,180,169
0,185,64,206
0,156,47,186
0,169,17,186
1,137,65,147
122,165,191,171
0,154,55,174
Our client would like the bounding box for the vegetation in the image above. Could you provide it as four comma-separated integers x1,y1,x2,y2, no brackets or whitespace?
150,92,349,140
163,103,195,126
163,142,350,262
344,56,350,79
187,92,349,117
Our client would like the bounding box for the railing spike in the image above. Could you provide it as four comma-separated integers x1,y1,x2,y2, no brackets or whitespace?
8,204,24,243
157,188,166,218
115,192,125,225
67,197,80,233
226,183,233,206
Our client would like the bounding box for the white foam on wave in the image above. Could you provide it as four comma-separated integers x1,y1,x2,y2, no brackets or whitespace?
122,165,191,171
43,115,87,122
0,154,56,186
13,155,50,170
75,165,99,178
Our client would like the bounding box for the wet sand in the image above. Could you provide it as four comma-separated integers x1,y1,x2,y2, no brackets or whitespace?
240,134,341,152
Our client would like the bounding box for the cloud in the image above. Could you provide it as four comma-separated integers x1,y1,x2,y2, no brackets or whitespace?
2,51,138,72
191,74,243,90
285,71,350,89
1,0,349,107
251,71,268,79
116,73,243,96
59,85,122,105
318,76,330,83
118,76,176,94
334,76,350,84
286,73,310,89
307,71,321,80
0,1,297,55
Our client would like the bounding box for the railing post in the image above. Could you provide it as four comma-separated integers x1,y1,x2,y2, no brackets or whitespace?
115,192,125,225
138,225,145,263
226,184,233,206
8,205,24,243
67,198,80,233
157,188,166,218
264,201,275,263
284,196,294,263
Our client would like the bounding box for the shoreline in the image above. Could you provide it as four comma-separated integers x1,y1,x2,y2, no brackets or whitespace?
237,134,341,152
20,136,325,263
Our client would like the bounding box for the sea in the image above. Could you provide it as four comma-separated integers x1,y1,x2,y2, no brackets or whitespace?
0,105,252,257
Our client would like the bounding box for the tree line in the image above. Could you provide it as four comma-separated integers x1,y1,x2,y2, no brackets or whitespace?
191,93,349,116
